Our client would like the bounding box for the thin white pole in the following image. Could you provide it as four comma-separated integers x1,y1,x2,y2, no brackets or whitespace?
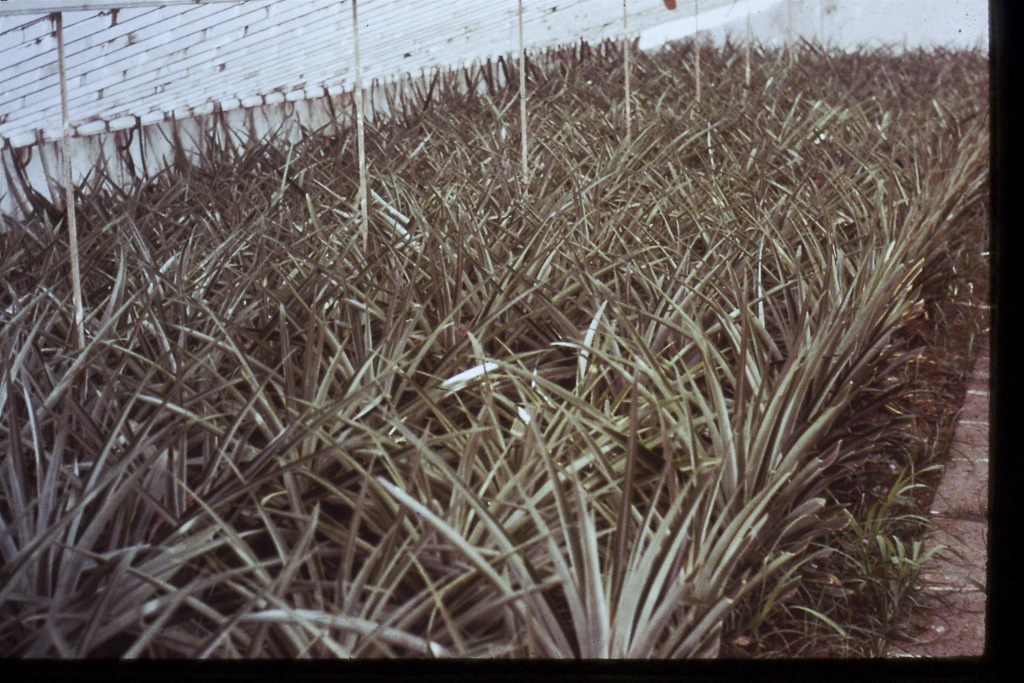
351,0,368,253
745,0,751,87
820,0,825,46
623,0,631,147
787,0,793,66
694,0,700,103
55,12,85,350
518,0,528,181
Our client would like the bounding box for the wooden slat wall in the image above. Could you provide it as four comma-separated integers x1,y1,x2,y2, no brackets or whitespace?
1,0,743,148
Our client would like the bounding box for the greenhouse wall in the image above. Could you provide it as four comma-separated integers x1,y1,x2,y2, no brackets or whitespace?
0,0,988,222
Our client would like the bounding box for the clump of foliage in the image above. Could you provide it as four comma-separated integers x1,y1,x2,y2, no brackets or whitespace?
0,39,987,657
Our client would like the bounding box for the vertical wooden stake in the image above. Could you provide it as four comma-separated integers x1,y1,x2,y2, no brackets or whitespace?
623,0,631,148
787,0,793,66
518,0,528,181
820,0,825,46
55,12,85,350
693,0,700,103
351,0,369,253
745,0,751,87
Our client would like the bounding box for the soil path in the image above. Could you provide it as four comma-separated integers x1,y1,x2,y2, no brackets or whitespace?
885,311,989,657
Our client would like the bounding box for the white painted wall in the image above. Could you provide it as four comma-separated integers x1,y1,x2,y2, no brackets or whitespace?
640,1,988,51
815,0,988,51
0,1,989,222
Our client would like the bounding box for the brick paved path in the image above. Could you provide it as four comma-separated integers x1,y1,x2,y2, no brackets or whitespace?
885,332,989,657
